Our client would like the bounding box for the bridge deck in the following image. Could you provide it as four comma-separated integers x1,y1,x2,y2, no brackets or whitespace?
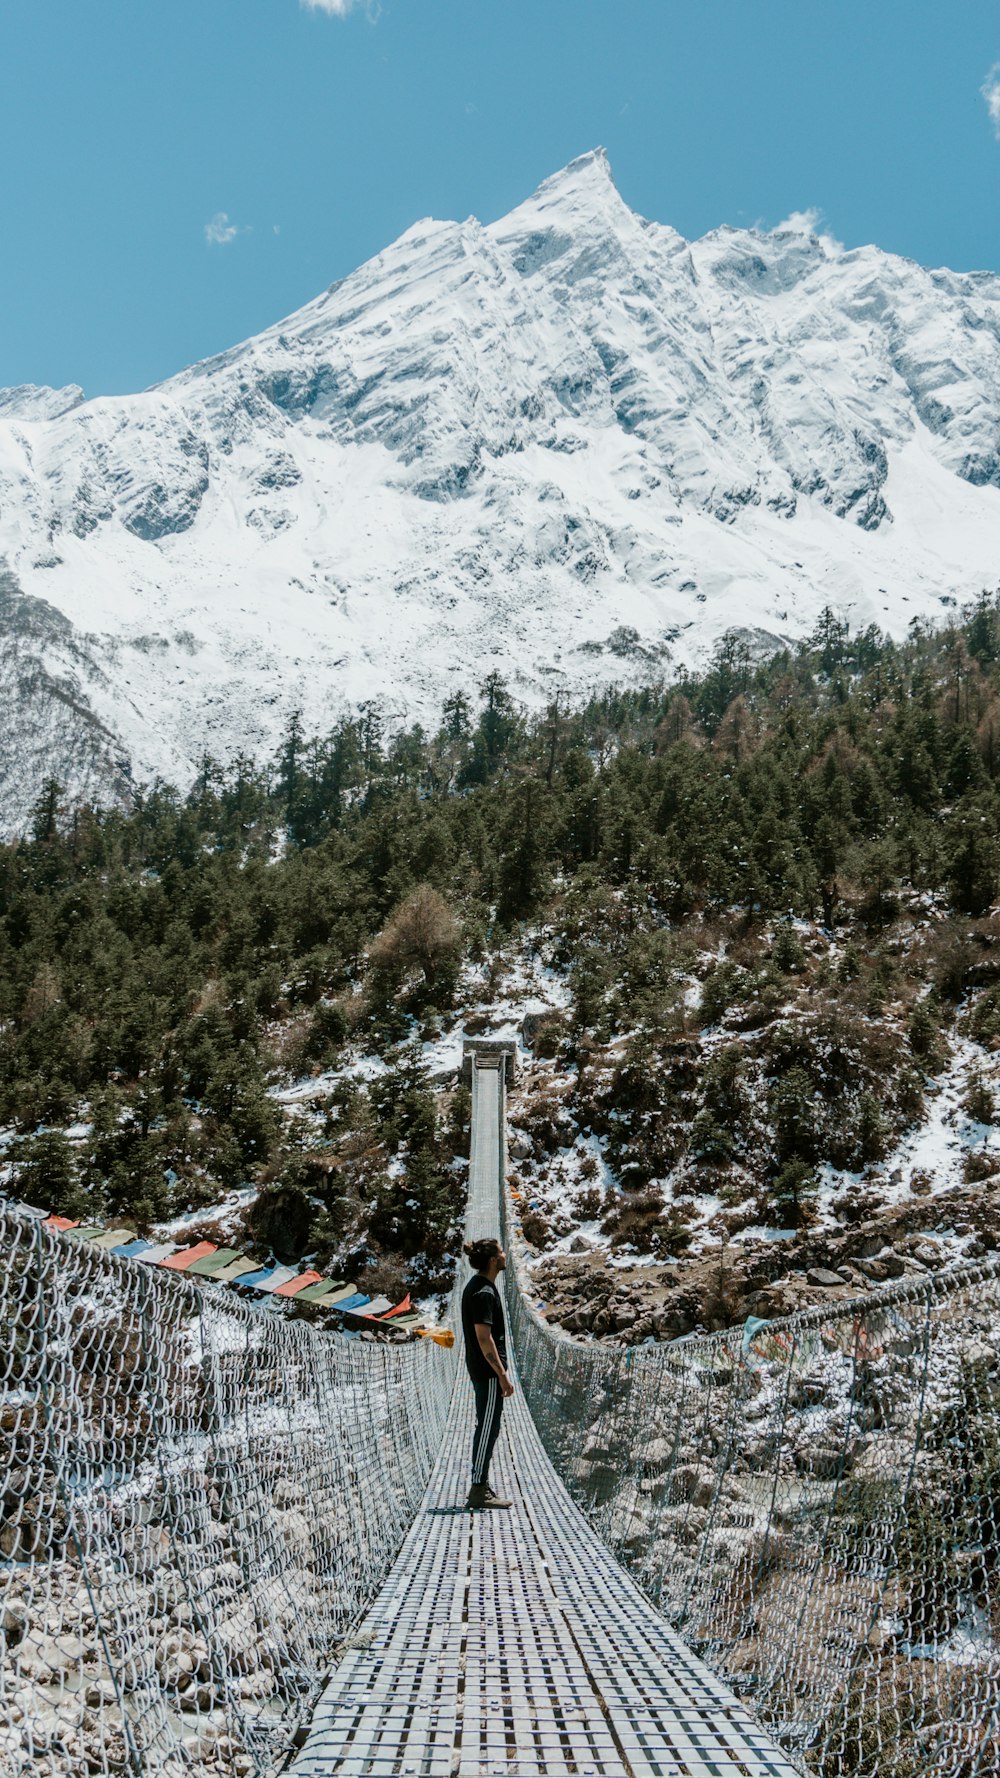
291,1064,800,1778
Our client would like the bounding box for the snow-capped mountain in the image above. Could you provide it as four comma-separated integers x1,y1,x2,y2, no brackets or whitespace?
1,147,999,825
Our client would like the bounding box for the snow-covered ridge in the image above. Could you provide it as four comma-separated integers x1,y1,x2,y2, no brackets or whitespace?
1,147,999,826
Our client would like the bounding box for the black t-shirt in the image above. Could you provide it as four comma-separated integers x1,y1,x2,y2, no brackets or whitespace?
461,1274,507,1384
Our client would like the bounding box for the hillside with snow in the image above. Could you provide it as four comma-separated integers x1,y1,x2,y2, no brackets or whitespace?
1,147,999,824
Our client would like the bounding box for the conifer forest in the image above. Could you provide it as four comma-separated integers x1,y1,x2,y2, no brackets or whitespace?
5,598,1000,1328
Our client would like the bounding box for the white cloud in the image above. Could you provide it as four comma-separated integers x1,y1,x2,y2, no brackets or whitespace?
300,0,381,16
772,207,822,237
983,64,1000,138
770,207,843,258
204,212,240,247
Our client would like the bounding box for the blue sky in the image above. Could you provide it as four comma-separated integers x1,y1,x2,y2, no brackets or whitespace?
3,0,1000,396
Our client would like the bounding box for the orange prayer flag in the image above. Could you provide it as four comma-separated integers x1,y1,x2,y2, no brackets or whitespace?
160,1242,217,1271
273,1269,324,1298
381,1294,412,1318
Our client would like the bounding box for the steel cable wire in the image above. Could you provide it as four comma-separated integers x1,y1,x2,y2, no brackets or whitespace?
502,1118,1000,1777
0,1207,457,1778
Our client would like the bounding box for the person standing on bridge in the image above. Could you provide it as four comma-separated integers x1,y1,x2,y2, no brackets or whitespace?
461,1237,514,1510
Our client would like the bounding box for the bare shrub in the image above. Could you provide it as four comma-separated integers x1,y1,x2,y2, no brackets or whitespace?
573,1185,603,1219
520,1208,552,1246
369,885,460,988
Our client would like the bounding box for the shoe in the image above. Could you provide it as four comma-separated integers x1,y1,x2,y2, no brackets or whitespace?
466,1482,512,1510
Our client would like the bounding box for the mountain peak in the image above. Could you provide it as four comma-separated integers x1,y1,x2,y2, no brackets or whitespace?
1,156,1000,829
490,146,633,252
544,145,614,185
525,146,620,208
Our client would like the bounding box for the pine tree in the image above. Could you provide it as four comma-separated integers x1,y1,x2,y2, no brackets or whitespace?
470,672,515,776
13,1129,88,1217
766,1159,817,1228
204,1048,279,1181
812,606,849,676
31,778,63,844
497,780,548,924
278,709,304,826
442,690,471,741
771,1066,818,1166
947,794,1000,915
967,591,1000,664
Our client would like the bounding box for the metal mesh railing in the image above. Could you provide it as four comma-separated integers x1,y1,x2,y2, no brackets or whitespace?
505,1167,1000,1776
7,1060,1000,1778
0,1207,457,1778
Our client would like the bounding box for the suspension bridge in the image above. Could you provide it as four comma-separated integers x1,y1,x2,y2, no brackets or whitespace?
292,1050,797,1778
0,1043,998,1778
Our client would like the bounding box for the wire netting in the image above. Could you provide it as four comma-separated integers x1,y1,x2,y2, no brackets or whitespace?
6,1058,1000,1778
506,1164,1000,1777
0,1207,457,1778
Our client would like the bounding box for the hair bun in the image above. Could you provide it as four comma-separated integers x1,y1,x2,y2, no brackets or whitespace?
464,1235,501,1269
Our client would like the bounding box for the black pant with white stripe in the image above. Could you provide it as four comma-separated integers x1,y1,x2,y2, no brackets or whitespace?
470,1373,504,1485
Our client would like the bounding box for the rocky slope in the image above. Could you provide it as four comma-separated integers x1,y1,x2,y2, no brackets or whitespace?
501,907,1000,1345
2,148,1000,825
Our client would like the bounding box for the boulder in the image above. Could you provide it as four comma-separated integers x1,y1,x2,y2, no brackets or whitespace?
273,1480,305,1511
853,1228,887,1258
807,1268,846,1288
748,1284,800,1319
157,1646,197,1689
277,1509,312,1554
642,1439,674,1474
581,1435,613,1463
653,1306,695,1341
851,1257,888,1282
788,1375,827,1409
670,1464,716,1508
15,1631,89,1681
794,1436,867,1480
179,1681,217,1714
238,1672,275,1702
795,1444,846,1480
214,1607,261,1675
84,1679,117,1708
908,1241,943,1268
852,1252,904,1282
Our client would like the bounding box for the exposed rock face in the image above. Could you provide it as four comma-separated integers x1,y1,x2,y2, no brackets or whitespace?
529,1180,1000,1347
1,151,1000,826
